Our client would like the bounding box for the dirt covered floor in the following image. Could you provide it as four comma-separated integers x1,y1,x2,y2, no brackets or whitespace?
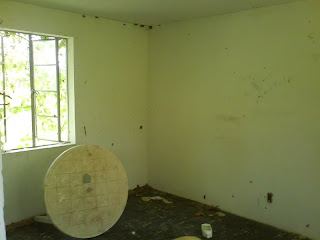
6,185,309,240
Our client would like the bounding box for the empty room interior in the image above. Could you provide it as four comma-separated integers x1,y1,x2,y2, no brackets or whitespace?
0,0,319,239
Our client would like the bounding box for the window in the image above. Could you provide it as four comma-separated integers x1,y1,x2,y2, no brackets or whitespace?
0,31,69,151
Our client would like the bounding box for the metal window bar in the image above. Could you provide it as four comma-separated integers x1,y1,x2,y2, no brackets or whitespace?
28,34,36,147
36,114,58,118
32,39,55,42
1,36,7,143
65,39,70,143
34,89,57,93
55,39,61,142
37,138,61,143
34,64,56,67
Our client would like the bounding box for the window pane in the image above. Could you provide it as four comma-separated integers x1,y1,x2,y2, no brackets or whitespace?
0,32,70,150
32,35,55,41
3,32,32,150
0,41,3,57
0,61,4,148
0,64,4,134
0,119,5,147
5,110,33,150
36,116,58,141
58,39,68,142
34,65,57,91
0,65,4,105
35,92,57,116
33,40,56,65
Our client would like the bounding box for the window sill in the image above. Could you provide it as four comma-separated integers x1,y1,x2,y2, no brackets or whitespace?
2,142,75,155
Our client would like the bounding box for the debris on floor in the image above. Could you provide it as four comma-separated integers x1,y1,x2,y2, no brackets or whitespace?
194,210,205,217
7,185,311,240
129,184,151,196
175,237,201,240
216,212,226,217
201,223,213,239
195,207,225,218
141,196,173,204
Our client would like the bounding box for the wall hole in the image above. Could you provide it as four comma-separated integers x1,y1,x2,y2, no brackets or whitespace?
83,174,91,184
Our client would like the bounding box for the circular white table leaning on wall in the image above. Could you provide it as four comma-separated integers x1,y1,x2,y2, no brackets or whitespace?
43,145,128,238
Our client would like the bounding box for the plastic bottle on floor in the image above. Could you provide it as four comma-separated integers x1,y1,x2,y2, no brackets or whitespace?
201,223,213,238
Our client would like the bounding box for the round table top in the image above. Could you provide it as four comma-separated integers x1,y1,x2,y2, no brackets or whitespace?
44,145,128,238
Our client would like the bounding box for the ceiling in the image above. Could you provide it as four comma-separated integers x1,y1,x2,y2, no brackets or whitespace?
12,0,300,25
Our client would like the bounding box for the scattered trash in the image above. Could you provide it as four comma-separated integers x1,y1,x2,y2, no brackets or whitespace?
195,206,225,218
162,198,173,204
216,212,226,217
175,237,201,240
194,210,205,217
201,223,213,238
141,196,173,204
205,205,220,211
132,231,136,235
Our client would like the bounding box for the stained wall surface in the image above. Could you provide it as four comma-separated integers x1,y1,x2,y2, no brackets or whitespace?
148,1,320,239
0,0,148,225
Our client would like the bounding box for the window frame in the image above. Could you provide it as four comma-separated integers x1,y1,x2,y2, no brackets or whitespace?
0,30,72,152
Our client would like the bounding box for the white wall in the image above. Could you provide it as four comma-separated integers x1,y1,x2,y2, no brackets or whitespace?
148,1,320,239
0,0,149,225
1,0,320,239
2,146,71,225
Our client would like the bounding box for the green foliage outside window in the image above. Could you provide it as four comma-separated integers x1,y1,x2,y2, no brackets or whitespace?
0,31,68,151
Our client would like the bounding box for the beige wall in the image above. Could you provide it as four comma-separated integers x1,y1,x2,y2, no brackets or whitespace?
1,0,320,239
3,146,71,225
148,1,320,239
0,0,149,225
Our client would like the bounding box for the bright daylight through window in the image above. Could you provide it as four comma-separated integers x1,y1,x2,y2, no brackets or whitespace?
0,31,69,151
